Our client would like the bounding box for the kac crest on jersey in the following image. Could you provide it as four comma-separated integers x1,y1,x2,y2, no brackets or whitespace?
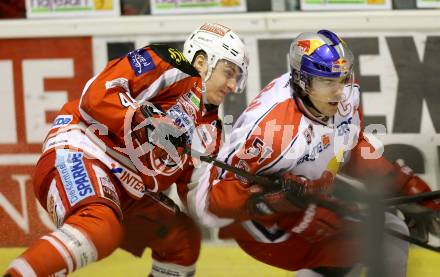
127,48,156,76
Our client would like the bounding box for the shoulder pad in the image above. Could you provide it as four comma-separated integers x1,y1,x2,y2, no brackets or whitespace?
149,44,199,77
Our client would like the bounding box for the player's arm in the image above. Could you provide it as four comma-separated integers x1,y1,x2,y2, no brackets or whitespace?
79,45,200,138
206,101,304,221
184,112,278,225
79,47,159,137
341,105,440,210
206,132,349,243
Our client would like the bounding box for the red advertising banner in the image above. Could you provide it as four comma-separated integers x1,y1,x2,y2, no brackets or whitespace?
0,37,93,246
0,37,93,154
0,165,51,246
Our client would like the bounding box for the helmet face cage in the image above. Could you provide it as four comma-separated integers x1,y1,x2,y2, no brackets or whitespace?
183,23,249,94
290,30,355,102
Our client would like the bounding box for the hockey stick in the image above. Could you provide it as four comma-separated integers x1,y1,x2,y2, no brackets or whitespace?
335,175,440,207
186,148,279,189
386,229,440,252
384,191,440,206
185,148,440,253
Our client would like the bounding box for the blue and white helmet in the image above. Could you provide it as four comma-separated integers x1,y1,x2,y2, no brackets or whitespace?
183,23,249,94
289,30,354,100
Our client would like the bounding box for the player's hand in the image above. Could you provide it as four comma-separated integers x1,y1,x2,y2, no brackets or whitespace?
246,184,303,216
278,171,334,197
132,103,188,162
393,159,440,242
246,171,334,216
396,160,440,211
398,204,440,243
289,202,344,243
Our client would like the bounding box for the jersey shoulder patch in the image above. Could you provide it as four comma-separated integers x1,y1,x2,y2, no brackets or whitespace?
149,44,199,77
126,47,156,76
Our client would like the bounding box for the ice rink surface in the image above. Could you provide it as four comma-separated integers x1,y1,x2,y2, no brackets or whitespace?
1,244,439,276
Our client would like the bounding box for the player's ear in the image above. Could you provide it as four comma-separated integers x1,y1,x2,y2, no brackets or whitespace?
193,53,208,79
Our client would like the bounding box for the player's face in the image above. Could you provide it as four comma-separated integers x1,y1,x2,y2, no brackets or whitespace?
308,76,346,117
205,59,242,106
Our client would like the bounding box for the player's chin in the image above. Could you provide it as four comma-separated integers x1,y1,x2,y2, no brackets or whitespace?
213,93,226,105
324,103,339,116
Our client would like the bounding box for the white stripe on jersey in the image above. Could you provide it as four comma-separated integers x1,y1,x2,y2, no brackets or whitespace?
255,135,299,175
42,235,74,273
44,123,137,173
43,123,145,198
218,103,279,179
241,220,291,243
8,258,38,277
186,163,234,228
136,67,191,103
79,74,100,125
51,224,98,270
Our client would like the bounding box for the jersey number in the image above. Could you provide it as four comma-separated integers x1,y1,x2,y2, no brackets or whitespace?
119,93,136,109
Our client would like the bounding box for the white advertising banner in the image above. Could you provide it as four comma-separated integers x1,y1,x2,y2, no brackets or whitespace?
300,0,392,10
150,0,247,15
26,0,121,18
417,0,440,8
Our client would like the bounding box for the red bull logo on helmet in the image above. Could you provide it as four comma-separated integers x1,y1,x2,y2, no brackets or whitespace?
331,58,350,73
297,39,325,56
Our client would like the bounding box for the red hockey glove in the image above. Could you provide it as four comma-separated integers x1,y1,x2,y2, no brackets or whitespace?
246,183,303,216
394,160,440,242
131,103,188,163
246,171,334,216
396,160,440,211
289,202,345,243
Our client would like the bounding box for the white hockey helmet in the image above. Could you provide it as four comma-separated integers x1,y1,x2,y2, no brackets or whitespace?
183,23,249,94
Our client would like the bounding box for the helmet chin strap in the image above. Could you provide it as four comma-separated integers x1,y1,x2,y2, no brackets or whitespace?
204,67,213,85
303,96,330,122
201,59,215,105
294,87,331,125
303,95,325,117
201,80,208,104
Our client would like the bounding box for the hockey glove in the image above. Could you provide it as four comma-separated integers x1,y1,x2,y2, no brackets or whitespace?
394,160,440,241
132,102,188,163
396,159,440,211
247,171,334,216
289,202,344,243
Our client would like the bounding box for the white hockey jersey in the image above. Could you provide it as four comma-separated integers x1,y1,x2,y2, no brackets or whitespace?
188,72,365,229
